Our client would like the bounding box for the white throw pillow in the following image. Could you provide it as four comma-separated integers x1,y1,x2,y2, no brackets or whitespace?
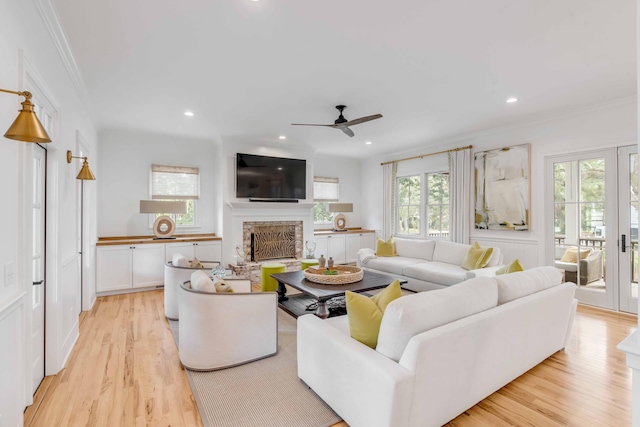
494,266,561,304
393,238,436,261
172,253,190,268
190,270,216,293
376,277,498,361
432,240,472,265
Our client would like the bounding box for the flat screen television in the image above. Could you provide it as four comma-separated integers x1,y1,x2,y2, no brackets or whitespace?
236,153,307,200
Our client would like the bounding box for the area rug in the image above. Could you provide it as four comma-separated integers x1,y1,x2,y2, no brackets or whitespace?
168,310,341,427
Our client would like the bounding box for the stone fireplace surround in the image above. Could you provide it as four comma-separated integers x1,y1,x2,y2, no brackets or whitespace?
226,202,314,283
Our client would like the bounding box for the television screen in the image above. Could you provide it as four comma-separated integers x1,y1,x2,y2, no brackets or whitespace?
236,153,307,200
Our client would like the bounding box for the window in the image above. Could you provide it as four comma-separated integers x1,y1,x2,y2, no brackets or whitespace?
396,175,421,235
313,177,339,224
150,164,199,226
426,172,449,237
395,172,450,238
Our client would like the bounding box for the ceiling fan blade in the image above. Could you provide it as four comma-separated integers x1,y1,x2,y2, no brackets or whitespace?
341,127,355,137
344,114,383,127
291,123,334,127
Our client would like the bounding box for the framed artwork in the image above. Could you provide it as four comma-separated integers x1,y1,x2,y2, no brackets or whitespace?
474,144,530,231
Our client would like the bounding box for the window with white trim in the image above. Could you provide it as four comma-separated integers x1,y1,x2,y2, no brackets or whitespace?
396,175,421,235
150,164,199,226
313,176,339,224
426,172,449,237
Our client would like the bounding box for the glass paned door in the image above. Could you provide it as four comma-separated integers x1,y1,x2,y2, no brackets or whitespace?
549,149,616,310
618,145,638,313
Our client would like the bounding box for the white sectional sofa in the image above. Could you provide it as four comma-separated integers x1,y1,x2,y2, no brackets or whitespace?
357,237,503,292
297,266,577,427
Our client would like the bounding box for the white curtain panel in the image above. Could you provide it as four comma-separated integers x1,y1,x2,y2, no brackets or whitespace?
449,148,471,244
382,162,397,239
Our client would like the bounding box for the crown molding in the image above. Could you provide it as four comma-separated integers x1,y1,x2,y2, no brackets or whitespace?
32,0,93,117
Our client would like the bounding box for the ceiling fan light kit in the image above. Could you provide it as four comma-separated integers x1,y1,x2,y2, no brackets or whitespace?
291,105,382,137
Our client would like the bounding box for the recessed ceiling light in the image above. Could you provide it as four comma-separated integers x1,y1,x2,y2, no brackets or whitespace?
506,98,518,104
365,141,372,145
279,135,286,140
184,111,194,117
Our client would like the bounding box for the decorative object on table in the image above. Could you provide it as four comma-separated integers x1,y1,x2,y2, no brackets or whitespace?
211,264,227,279
139,200,187,239
474,144,530,231
305,240,316,259
306,296,347,314
0,87,51,142
327,257,334,269
318,254,326,269
66,151,96,180
329,203,353,231
235,246,246,266
303,265,363,285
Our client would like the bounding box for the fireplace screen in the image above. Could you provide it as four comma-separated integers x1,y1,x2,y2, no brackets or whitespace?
243,221,302,262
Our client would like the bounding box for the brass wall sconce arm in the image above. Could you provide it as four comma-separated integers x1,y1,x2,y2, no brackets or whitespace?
67,150,96,180
0,88,51,143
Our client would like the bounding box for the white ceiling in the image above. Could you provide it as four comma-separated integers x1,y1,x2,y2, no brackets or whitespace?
52,0,636,158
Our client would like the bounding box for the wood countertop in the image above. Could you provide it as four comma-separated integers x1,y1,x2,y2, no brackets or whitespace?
313,228,375,236
97,233,221,247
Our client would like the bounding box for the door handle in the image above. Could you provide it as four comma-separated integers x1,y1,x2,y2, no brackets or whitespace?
33,280,43,285
622,234,627,252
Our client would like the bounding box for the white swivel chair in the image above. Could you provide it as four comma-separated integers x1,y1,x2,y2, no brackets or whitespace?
164,253,220,320
178,277,278,371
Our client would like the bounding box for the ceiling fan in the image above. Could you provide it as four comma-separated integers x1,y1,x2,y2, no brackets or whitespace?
291,105,382,137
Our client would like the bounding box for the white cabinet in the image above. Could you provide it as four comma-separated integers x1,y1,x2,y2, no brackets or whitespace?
345,232,376,263
165,240,222,262
97,244,165,293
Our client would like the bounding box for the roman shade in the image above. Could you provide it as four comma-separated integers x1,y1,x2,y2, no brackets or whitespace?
151,164,200,200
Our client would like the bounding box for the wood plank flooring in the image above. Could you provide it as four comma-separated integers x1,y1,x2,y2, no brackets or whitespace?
25,291,635,427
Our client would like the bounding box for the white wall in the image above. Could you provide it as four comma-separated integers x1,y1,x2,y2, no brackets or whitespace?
313,155,363,230
0,0,99,423
97,129,220,236
361,98,637,267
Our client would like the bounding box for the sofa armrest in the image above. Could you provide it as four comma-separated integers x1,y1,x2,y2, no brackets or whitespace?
465,265,503,279
356,248,377,267
297,314,414,427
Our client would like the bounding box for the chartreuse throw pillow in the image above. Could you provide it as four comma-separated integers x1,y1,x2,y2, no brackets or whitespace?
346,280,402,348
496,259,524,275
461,241,494,270
376,237,396,257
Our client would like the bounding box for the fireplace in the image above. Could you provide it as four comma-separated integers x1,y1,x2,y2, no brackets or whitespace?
243,221,303,261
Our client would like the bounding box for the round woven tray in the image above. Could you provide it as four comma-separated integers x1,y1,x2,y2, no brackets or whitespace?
303,265,363,285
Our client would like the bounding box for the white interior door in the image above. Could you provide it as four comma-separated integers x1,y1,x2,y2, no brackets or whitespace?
618,145,638,314
31,144,46,394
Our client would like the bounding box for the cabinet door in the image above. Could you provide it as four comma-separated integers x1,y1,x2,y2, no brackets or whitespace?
314,235,329,261
327,234,346,264
361,233,375,251
165,242,195,262
132,245,166,288
345,234,360,263
194,241,222,262
97,246,133,292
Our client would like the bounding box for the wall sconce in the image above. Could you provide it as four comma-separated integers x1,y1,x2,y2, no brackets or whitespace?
329,203,353,231
140,200,187,239
66,150,96,180
0,88,51,142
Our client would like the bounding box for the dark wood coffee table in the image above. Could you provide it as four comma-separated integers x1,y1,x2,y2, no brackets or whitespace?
271,269,407,319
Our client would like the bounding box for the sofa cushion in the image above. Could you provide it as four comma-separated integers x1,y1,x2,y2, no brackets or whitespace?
461,243,494,270
402,261,468,286
376,277,498,361
432,240,472,265
376,237,397,257
494,266,562,304
486,246,502,267
364,256,425,276
172,253,190,268
496,258,524,275
346,280,402,348
393,237,436,261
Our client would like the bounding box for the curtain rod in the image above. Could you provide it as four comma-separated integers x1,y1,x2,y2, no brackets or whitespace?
380,144,473,166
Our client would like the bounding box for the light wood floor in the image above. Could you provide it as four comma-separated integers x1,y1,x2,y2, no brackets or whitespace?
25,290,635,427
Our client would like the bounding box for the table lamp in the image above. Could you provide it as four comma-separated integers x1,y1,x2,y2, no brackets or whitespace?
329,203,353,231
140,200,187,239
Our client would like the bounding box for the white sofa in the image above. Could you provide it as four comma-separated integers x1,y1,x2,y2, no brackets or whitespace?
297,266,577,427
357,238,503,292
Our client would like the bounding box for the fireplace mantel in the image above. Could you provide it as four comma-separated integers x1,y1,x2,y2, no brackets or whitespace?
226,201,314,211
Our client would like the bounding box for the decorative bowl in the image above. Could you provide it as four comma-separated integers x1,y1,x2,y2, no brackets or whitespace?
303,265,363,285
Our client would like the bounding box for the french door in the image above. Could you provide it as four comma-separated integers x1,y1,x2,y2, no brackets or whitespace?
31,144,46,393
547,145,638,313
